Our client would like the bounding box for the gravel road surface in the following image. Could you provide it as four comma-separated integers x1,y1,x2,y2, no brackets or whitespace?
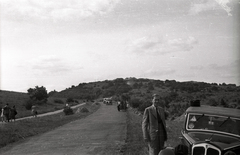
0,103,127,155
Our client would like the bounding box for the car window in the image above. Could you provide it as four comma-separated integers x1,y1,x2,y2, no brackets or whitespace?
187,113,240,136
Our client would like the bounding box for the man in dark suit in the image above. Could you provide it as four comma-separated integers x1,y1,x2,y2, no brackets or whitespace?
142,94,168,155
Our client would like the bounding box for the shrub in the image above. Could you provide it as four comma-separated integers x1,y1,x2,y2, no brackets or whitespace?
66,98,74,103
34,99,46,105
129,98,142,108
27,86,48,102
207,98,218,106
54,99,64,104
137,101,152,112
63,107,74,115
80,107,89,113
25,100,33,110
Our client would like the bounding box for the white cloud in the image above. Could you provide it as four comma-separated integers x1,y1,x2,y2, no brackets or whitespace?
26,55,82,75
128,36,198,55
214,0,233,16
208,59,239,71
189,0,219,15
189,0,234,16
207,60,240,82
1,0,120,22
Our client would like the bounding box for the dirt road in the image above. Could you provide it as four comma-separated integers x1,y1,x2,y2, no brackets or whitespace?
0,103,127,155
16,103,86,121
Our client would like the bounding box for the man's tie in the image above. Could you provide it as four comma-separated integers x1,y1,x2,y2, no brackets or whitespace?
156,107,161,123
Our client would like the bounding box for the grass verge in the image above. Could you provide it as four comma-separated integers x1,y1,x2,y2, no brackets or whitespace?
0,102,100,149
123,108,183,155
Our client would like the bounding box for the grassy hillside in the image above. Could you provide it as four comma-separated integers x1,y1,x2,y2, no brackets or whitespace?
0,91,29,118
0,78,239,153
0,103,100,150
50,78,240,119
0,90,82,118
1,78,240,119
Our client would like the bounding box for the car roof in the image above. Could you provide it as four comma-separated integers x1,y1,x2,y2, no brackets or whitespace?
186,105,240,118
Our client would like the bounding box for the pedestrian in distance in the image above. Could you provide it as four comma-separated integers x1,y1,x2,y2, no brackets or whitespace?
117,101,120,111
10,105,17,122
32,106,38,118
65,103,70,109
142,94,168,155
3,103,11,122
1,107,5,122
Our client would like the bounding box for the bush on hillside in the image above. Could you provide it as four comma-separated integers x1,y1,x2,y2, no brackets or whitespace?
27,86,48,102
129,98,142,108
80,107,89,113
66,98,74,103
54,99,64,104
63,107,73,115
207,98,218,106
34,99,46,105
25,100,33,110
138,100,152,112
25,98,47,110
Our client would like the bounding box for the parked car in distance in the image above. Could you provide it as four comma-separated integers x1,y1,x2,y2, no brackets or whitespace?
103,97,112,105
180,101,240,155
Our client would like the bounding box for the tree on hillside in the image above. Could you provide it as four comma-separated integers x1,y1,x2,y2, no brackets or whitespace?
220,98,228,107
27,86,48,102
48,90,58,96
121,93,130,101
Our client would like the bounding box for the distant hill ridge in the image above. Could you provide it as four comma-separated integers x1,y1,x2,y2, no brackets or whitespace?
1,78,240,120
1,78,240,110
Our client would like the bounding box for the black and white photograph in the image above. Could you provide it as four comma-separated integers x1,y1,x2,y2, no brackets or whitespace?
0,0,239,155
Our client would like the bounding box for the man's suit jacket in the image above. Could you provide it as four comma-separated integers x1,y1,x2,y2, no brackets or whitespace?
142,105,167,141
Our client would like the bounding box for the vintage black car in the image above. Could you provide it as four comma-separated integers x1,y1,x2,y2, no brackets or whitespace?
180,102,240,155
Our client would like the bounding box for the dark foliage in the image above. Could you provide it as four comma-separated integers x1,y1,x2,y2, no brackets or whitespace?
27,86,48,102
49,77,240,118
63,107,73,115
66,98,74,103
54,99,64,104
25,100,33,110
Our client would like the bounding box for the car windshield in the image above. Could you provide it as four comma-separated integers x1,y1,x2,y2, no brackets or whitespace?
187,113,240,136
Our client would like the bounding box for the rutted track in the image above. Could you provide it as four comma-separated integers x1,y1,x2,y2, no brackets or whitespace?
0,103,127,155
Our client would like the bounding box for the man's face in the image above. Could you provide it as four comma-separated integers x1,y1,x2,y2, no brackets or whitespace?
152,97,161,107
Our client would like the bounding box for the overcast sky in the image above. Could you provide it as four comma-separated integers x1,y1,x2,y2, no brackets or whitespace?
0,0,239,93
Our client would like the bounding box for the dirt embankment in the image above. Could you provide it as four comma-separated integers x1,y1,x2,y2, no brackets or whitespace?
123,108,183,154
123,108,148,155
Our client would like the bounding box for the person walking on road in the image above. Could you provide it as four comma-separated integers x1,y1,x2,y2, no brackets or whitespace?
3,104,11,122
142,94,168,155
117,101,120,111
32,106,38,118
1,107,5,122
10,105,17,122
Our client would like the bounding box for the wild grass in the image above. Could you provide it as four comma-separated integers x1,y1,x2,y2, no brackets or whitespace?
165,120,184,147
0,90,82,118
0,103,100,149
124,108,184,155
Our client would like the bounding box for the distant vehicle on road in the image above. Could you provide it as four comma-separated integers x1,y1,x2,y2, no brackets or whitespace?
179,100,240,155
103,97,112,105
